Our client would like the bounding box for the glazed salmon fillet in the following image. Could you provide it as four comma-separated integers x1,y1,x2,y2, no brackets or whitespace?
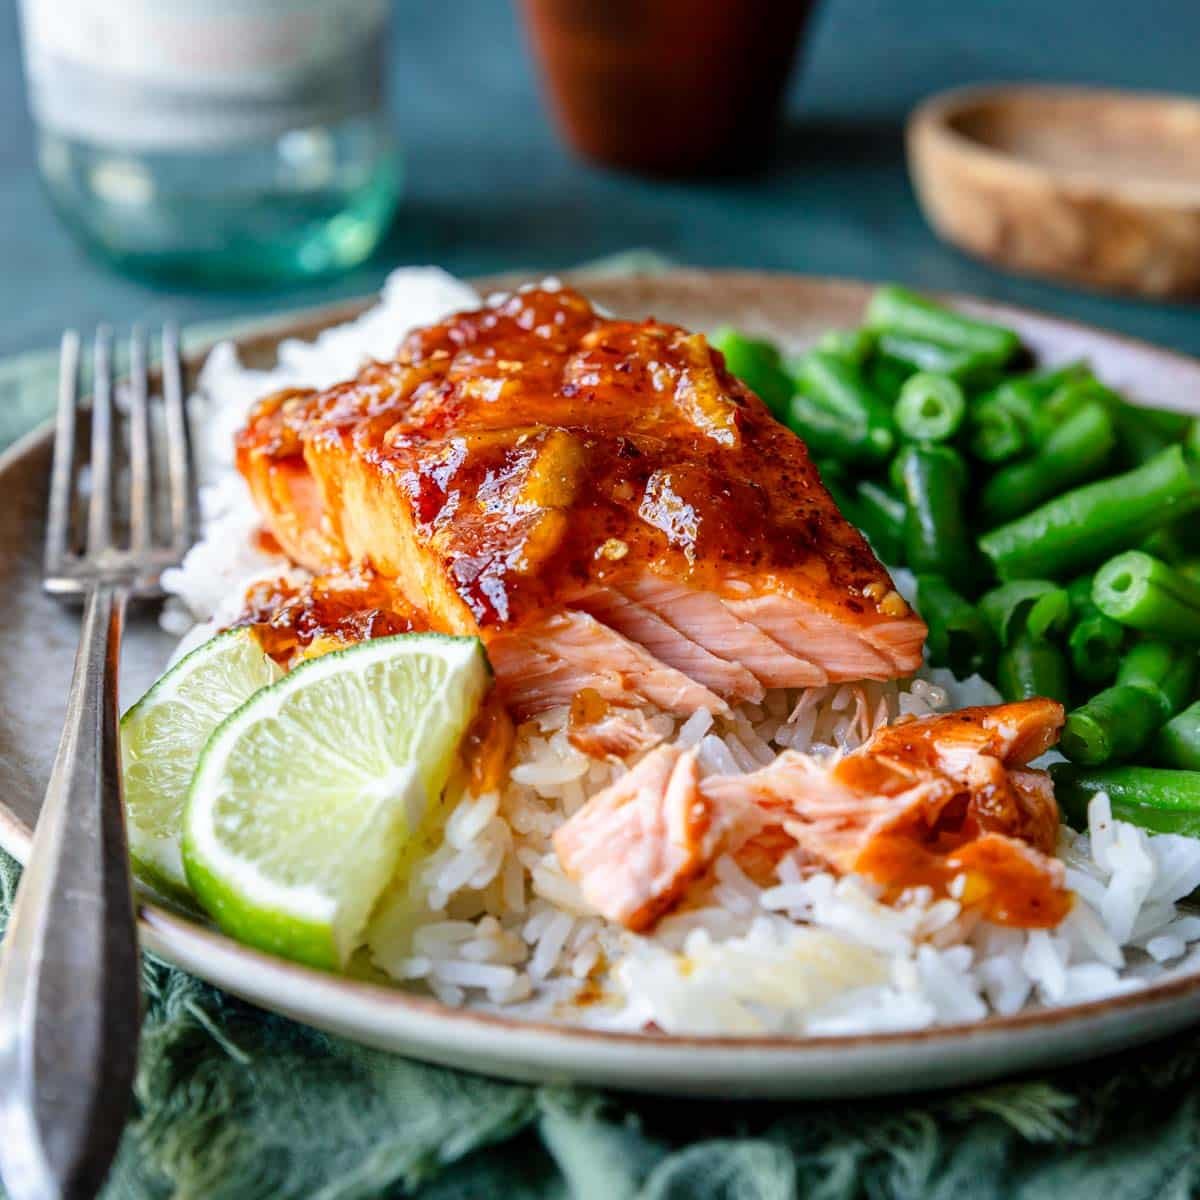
236,287,925,716
556,700,1069,932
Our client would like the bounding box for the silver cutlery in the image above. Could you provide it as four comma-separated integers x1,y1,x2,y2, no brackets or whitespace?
0,327,193,1200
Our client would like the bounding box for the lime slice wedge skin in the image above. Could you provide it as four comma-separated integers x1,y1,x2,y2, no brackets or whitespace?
120,627,283,903
182,633,491,972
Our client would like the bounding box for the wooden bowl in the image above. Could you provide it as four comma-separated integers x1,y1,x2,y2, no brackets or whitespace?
907,85,1200,299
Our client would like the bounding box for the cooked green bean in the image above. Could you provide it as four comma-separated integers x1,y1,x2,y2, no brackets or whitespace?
896,444,974,590
1141,524,1193,564
1060,685,1164,765
1116,638,1197,718
894,372,966,443
979,445,1200,581
1067,611,1125,684
1093,551,1200,640
1154,701,1200,771
1139,407,1194,441
968,398,1028,464
1053,764,1200,836
981,400,1115,525
1029,378,1121,447
916,574,996,678
793,350,896,464
996,634,1070,704
788,393,884,465
875,334,991,382
1064,574,1125,681
854,480,906,565
815,328,877,364
1061,639,1198,764
1066,574,1096,614
710,328,794,422
819,470,859,526
1114,408,1172,468
866,355,911,404
979,580,1071,645
865,286,1020,364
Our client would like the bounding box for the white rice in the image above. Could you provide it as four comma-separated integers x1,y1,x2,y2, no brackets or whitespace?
162,267,1200,1036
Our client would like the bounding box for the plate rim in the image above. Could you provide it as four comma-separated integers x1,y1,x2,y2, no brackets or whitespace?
4,267,1200,1076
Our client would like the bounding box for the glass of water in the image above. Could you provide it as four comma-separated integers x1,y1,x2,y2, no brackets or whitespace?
17,0,402,284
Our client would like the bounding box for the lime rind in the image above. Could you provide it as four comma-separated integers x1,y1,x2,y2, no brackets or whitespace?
182,633,490,971
120,627,283,902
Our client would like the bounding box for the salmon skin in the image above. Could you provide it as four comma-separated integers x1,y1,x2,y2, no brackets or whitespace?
556,700,1070,932
236,287,925,717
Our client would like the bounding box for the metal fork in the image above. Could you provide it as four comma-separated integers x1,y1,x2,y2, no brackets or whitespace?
0,327,192,1200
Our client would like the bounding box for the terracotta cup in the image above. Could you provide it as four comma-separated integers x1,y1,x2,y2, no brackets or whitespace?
518,0,815,176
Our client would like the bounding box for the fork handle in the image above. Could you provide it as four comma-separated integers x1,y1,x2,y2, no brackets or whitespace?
0,584,141,1200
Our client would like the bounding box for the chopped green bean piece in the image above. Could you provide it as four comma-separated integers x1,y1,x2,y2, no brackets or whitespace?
710,328,794,422
1140,407,1194,441
1061,638,1198,764
1093,551,1200,640
996,635,1070,704
793,351,895,464
896,444,974,591
1053,764,1200,836
1116,638,1198,718
979,581,1071,645
979,446,1200,581
1154,701,1200,771
1029,378,1121,447
854,480,906,565
1060,685,1165,765
789,393,885,465
1067,611,1125,684
866,355,912,404
1066,574,1096,615
916,574,997,678
981,401,1115,525
815,328,878,364
1114,408,1172,468
1187,418,1200,460
968,398,1028,464
865,286,1020,365
875,334,991,382
894,372,966,443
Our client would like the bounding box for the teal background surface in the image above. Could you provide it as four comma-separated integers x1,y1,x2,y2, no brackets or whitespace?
1,0,1197,359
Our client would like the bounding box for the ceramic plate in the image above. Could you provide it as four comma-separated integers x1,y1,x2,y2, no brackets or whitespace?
3,270,1199,1099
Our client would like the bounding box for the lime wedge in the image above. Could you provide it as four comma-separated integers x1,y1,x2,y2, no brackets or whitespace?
121,628,282,902
182,633,490,970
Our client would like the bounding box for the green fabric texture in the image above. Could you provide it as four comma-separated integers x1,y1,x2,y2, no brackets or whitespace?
4,261,1200,1197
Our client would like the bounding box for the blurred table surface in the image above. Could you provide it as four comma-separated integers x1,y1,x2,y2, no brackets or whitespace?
0,0,1197,362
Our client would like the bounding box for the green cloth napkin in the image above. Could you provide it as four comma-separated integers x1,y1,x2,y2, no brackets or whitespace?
4,271,1200,1198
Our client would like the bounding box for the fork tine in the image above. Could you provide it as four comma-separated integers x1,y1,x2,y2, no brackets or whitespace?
86,327,114,553
127,327,152,554
44,331,81,574
160,324,192,553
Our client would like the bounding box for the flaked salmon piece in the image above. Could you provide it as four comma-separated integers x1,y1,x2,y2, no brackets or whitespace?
486,610,730,720
557,700,1069,932
236,287,926,716
713,699,1069,928
566,690,665,760
617,576,827,689
575,587,764,705
552,746,721,931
